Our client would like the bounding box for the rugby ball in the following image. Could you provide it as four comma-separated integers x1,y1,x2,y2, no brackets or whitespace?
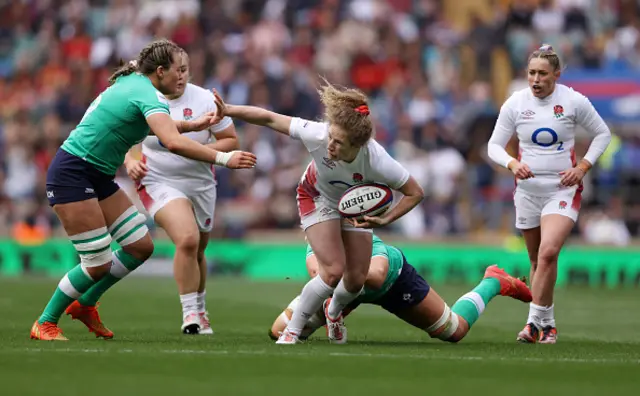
338,182,393,219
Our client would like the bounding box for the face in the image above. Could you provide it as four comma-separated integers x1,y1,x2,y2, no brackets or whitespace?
327,124,356,161
528,57,559,98
156,51,188,96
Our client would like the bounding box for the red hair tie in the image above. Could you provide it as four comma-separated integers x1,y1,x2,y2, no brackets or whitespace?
355,105,370,115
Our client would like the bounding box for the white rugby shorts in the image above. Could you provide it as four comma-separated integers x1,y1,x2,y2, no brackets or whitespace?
513,185,582,230
296,185,371,233
137,181,217,232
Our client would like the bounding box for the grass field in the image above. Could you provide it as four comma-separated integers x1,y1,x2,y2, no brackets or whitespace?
1,277,639,396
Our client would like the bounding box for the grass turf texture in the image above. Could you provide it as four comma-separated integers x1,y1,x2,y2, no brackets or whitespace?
1,277,639,395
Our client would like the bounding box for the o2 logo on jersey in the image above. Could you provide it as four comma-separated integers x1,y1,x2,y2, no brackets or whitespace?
531,127,564,151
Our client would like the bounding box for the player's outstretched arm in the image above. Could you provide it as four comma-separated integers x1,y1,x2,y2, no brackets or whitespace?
213,89,292,136
147,112,256,169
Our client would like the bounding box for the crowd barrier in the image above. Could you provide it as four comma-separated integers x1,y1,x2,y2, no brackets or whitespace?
1,239,639,288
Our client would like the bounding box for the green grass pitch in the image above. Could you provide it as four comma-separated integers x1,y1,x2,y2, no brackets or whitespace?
1,277,639,395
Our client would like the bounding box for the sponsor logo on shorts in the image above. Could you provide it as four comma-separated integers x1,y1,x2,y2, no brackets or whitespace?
205,218,211,227
85,188,95,194
403,293,413,303
183,108,193,120
517,216,527,225
46,191,54,198
559,200,567,209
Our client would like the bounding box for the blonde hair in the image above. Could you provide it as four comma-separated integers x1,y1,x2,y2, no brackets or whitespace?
318,79,373,147
528,44,562,72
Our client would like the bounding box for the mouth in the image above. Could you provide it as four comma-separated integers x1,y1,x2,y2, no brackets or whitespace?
532,84,542,94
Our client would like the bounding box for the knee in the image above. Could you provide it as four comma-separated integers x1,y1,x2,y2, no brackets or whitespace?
538,244,561,265
175,232,200,254
320,262,345,287
123,235,154,262
342,271,367,291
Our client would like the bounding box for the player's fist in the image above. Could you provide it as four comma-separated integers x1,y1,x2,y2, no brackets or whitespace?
218,150,257,169
124,159,148,182
508,160,534,180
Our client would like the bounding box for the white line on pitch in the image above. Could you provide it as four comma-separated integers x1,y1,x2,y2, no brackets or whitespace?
14,348,640,365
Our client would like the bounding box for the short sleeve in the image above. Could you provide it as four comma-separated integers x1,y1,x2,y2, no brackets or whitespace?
371,236,388,259
368,140,411,190
289,117,327,152
132,88,170,119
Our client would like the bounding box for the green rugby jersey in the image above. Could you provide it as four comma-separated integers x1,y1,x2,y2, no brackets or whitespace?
61,73,170,175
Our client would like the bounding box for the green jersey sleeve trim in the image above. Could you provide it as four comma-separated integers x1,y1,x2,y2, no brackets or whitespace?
144,108,170,118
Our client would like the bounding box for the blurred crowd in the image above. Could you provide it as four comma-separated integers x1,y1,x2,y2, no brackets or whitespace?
1,0,640,245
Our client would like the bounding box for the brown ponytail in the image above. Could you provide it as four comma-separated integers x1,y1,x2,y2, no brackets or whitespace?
108,39,183,85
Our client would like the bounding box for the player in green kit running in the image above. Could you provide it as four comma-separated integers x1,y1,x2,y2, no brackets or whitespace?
270,235,532,343
31,39,257,341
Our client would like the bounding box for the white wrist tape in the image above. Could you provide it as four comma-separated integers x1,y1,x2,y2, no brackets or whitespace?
215,151,235,166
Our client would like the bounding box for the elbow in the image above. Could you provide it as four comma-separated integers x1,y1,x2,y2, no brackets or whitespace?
163,138,182,153
413,186,425,203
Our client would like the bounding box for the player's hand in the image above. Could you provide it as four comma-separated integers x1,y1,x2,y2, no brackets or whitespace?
349,215,390,229
188,111,218,131
559,167,585,187
224,150,257,169
212,89,229,124
125,159,148,182
509,161,535,180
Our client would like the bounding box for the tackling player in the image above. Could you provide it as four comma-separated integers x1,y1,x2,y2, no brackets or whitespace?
269,235,532,342
487,44,611,344
124,52,238,335
213,82,424,345
30,39,256,341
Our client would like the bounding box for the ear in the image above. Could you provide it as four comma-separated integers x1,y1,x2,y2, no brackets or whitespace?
156,66,164,80
554,69,561,80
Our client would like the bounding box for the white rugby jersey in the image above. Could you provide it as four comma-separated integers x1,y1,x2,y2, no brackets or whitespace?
488,84,611,195
290,117,411,207
141,83,233,192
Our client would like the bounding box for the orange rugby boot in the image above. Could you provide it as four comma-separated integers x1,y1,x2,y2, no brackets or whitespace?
65,301,114,339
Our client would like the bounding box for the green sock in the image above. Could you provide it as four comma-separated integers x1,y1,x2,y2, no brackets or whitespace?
78,249,144,306
451,278,501,328
38,264,96,324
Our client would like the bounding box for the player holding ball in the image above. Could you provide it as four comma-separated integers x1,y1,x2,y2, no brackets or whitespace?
212,81,424,344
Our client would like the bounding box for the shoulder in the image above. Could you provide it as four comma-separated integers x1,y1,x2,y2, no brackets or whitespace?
557,84,588,102
503,88,529,110
185,83,214,100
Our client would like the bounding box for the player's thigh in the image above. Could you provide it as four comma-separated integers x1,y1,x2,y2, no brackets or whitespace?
514,190,544,230
99,189,153,260
521,226,541,263
154,198,201,252
53,200,107,236
305,219,346,286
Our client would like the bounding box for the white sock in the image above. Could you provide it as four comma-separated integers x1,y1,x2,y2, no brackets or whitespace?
327,279,362,320
180,292,199,318
527,303,555,329
197,291,206,314
287,276,334,334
